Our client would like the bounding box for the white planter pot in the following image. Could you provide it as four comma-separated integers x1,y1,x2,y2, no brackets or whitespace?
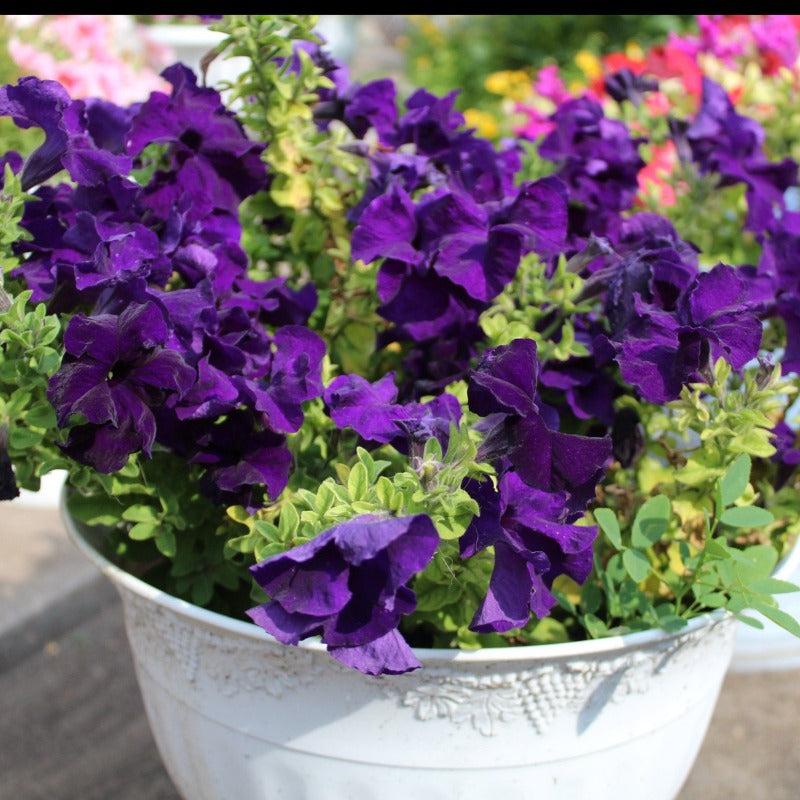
729,534,800,673
11,469,66,509
63,506,737,800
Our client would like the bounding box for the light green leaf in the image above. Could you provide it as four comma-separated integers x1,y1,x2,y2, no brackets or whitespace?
747,578,800,595
622,549,651,583
719,454,751,507
122,504,161,524
583,613,609,638
594,508,622,550
631,495,671,548
751,601,800,638
128,522,157,541
705,537,731,558
347,462,369,501
278,502,300,538
720,506,774,529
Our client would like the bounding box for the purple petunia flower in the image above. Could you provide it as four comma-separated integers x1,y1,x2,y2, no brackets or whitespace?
0,76,133,190
538,95,645,235
324,372,461,452
461,472,598,631
669,77,798,232
610,262,763,402
247,514,439,675
47,301,195,472
469,339,611,510
126,64,267,202
604,68,658,107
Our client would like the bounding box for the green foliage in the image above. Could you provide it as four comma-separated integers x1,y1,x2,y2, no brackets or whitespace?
67,452,253,614
227,424,501,644
480,252,595,363
208,15,379,377
660,359,796,494
0,291,66,489
401,15,696,111
0,175,66,491
563,455,800,638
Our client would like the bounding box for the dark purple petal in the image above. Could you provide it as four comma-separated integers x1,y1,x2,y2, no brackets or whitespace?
468,339,539,418
470,544,534,633
325,372,400,441
350,184,421,265
248,514,438,676
328,629,421,676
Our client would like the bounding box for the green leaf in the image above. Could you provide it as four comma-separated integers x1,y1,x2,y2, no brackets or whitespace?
436,513,471,540
751,601,800,638
155,528,177,558
729,429,776,458
734,612,765,629
347,462,369,501
374,476,394,510
122,504,161,524
414,583,459,612
656,614,687,633
720,505,774,529
719,454,751,507
580,579,602,614
8,425,41,449
622,549,651,583
315,482,335,515
583,613,608,638
67,494,122,526
630,495,671,548
747,578,800,595
277,502,300,539
594,508,622,549
705,537,731,559
128,522,157,541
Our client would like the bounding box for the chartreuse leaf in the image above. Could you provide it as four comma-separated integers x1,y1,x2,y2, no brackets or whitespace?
129,522,157,541
630,495,671,548
347,462,369,501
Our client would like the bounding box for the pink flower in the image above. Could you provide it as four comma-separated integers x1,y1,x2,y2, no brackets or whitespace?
512,103,555,141
752,15,800,73
534,65,571,105
645,91,672,117
6,15,169,105
7,40,58,76
637,141,681,208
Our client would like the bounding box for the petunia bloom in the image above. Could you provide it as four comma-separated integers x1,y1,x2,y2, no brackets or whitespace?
47,301,195,472
461,472,598,631
247,514,439,676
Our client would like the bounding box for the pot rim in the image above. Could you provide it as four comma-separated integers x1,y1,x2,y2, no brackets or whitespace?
61,488,730,666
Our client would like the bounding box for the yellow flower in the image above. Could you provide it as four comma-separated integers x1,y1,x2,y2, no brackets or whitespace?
464,108,499,139
484,69,532,101
625,41,645,62
575,49,602,80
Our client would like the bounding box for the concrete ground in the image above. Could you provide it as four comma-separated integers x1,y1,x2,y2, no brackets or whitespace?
2,502,799,799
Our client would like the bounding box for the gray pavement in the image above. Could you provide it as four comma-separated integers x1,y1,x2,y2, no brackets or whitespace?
2,502,799,799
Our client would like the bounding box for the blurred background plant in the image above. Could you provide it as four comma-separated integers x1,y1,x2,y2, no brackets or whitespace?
399,15,696,111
